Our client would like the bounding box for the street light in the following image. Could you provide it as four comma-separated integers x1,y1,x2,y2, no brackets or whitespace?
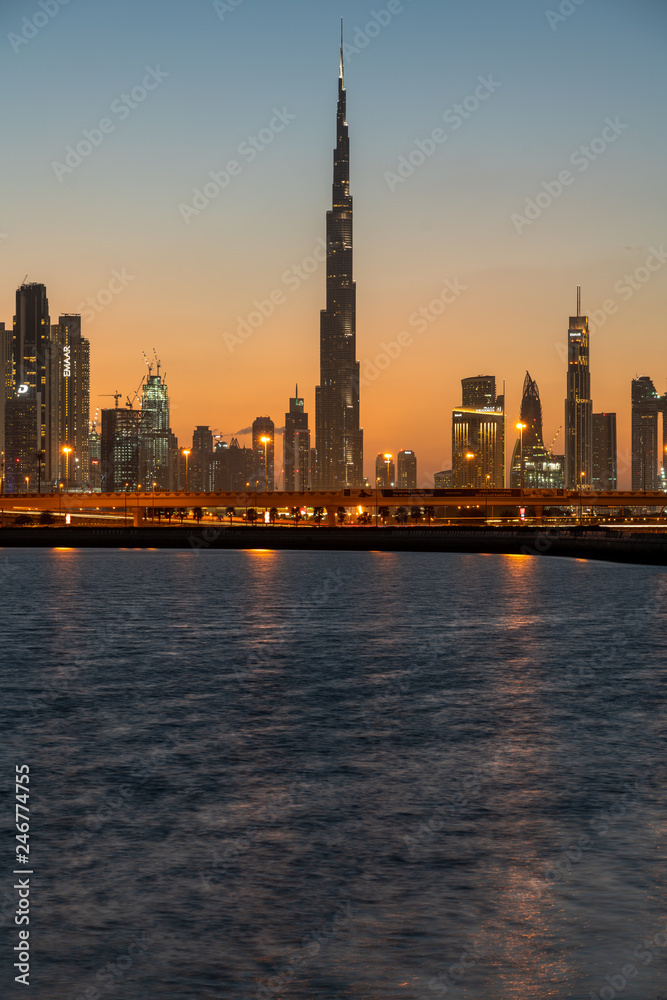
260,436,271,492
464,451,475,489
182,449,191,492
62,446,72,493
516,423,526,490
25,475,30,494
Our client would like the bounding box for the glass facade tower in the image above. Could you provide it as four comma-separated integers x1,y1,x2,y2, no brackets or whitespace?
314,27,363,488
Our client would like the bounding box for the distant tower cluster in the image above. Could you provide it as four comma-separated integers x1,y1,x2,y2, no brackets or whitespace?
630,376,667,490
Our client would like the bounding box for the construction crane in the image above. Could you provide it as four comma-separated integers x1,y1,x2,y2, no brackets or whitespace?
153,348,161,377
126,375,145,409
99,391,122,408
548,425,562,453
142,351,154,377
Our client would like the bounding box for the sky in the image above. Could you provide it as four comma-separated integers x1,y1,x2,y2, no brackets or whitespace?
1,0,666,487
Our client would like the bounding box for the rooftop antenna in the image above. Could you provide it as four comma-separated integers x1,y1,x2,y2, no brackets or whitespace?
576,285,581,317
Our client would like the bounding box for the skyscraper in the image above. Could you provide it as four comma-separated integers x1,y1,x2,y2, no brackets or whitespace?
631,376,660,491
565,286,592,489
140,371,171,490
592,412,617,490
461,376,496,409
452,377,505,487
52,314,90,490
252,416,274,491
10,282,59,486
510,372,564,488
191,426,214,491
101,406,146,491
284,387,310,491
397,450,417,488
0,323,12,466
314,26,363,489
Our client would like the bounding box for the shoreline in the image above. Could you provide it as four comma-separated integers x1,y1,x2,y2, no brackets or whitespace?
2,525,667,565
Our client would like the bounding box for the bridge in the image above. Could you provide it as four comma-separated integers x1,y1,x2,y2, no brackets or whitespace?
2,487,666,526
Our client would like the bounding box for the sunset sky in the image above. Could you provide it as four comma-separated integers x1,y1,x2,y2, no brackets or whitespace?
2,0,666,487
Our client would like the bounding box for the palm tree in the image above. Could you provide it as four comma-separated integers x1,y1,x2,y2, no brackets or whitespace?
424,506,436,525
410,505,423,525
336,506,347,526
313,506,325,526
225,505,235,526
165,507,175,523
193,507,204,523
246,508,258,525
177,507,186,523
269,507,278,525
378,505,391,525
395,506,409,525
38,510,55,527
290,506,302,527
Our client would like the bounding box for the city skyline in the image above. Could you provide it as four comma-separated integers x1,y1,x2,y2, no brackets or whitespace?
2,1,666,487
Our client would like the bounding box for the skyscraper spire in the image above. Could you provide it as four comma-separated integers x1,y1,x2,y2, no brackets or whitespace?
314,26,363,488
339,18,344,85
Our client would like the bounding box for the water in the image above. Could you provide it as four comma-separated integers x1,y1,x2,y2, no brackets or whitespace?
1,548,666,1000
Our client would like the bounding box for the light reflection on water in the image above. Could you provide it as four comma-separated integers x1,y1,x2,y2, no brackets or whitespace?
1,548,666,1000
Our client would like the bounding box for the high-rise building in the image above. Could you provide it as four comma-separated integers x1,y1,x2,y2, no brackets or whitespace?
0,323,12,464
510,372,564,488
375,453,395,488
631,376,660,491
4,387,39,493
592,412,617,490
191,426,214,491
314,29,363,489
101,406,146,492
52,314,90,490
461,376,496,409
434,470,453,488
284,387,310,491
397,450,417,488
565,286,592,489
140,372,171,490
88,424,101,491
252,416,274,491
10,282,59,486
213,437,255,492
452,377,505,487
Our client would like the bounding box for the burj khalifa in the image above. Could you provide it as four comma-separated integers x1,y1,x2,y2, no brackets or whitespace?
314,24,363,489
